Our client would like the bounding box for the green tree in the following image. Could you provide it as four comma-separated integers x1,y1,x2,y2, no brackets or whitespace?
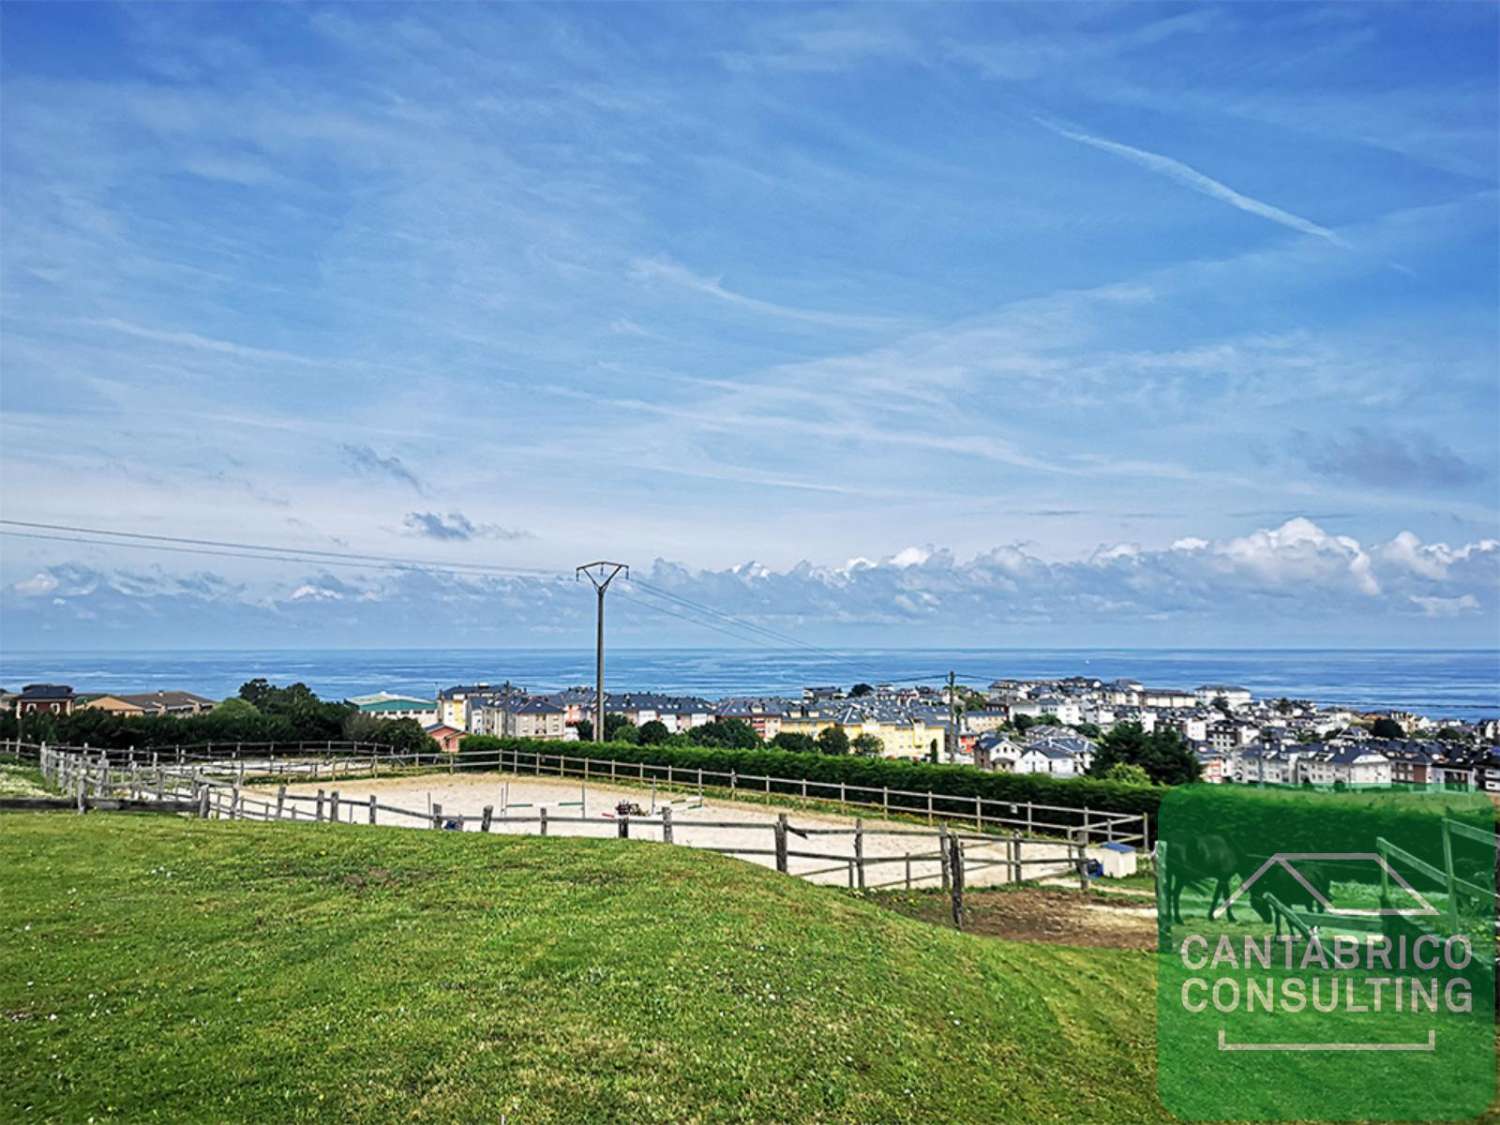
851,733,884,757
1371,717,1405,739
574,718,594,741
212,697,259,719
1436,727,1473,744
604,714,639,743
770,732,817,753
687,718,761,749
816,726,850,755
850,683,874,697
638,719,670,745
1102,762,1153,786
1087,722,1200,786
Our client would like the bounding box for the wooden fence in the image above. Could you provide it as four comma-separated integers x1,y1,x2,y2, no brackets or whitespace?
8,741,1104,919
3,738,1146,848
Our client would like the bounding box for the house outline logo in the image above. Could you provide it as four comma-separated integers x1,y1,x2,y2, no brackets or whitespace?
1210,851,1441,920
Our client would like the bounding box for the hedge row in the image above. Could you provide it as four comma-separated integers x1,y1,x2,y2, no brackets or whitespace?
1162,783,1494,879
457,735,1164,833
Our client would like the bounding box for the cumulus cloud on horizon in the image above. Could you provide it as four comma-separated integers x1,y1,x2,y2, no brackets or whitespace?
5,519,1495,649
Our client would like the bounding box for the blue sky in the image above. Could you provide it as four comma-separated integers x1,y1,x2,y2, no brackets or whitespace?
1,2,1497,650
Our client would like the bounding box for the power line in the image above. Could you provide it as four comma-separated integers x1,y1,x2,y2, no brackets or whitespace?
628,576,859,659
0,519,555,578
616,589,795,649
3,519,1003,691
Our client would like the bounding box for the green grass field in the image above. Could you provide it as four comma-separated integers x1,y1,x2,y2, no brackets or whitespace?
1,812,1161,1123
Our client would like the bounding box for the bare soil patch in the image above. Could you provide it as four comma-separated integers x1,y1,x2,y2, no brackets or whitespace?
872,886,1159,951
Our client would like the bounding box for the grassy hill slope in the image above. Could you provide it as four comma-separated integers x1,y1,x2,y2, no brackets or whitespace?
1,814,1158,1123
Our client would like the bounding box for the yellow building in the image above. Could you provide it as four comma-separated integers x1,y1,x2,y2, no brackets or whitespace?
775,712,943,760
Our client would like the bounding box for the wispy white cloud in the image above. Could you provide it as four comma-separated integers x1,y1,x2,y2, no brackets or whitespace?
629,256,898,330
1036,117,1348,246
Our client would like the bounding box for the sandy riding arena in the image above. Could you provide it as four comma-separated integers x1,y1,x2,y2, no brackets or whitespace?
255,770,1082,889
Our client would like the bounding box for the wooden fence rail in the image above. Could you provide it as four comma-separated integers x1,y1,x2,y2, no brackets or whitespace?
11,741,1101,904
5,738,1145,846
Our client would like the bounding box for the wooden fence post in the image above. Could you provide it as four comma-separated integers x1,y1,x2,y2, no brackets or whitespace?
774,813,788,873
232,785,242,820
540,807,548,836
662,806,674,845
854,818,866,890
329,791,339,824
370,795,379,825
315,789,325,822
949,836,965,929
618,814,629,840
904,853,912,889
431,802,443,830
197,786,210,819
1011,830,1022,884
1075,832,1089,892
480,805,492,832
75,775,86,814
275,786,286,819
939,823,951,891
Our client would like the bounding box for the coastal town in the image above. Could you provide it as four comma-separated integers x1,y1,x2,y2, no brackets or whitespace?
11,674,1498,792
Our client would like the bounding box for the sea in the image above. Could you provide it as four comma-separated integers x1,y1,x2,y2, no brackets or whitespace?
1,648,1497,721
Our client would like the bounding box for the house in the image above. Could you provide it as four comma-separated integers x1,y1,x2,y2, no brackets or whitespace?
715,697,783,740
540,687,595,727
974,732,1023,772
14,684,76,717
436,684,500,731
1195,685,1253,710
513,698,565,740
1159,711,1208,743
1206,718,1258,753
79,691,216,717
1296,745,1391,789
961,709,1008,735
1383,743,1436,787
1141,688,1197,710
1031,696,1082,725
1194,746,1228,784
1013,741,1084,777
1233,741,1299,786
423,723,466,754
803,685,845,703
1111,707,1156,734
1023,731,1095,774
352,696,438,725
474,695,567,740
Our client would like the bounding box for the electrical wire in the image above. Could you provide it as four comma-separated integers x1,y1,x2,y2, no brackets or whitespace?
2,520,1001,690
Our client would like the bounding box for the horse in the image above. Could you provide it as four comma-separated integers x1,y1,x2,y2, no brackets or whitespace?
1164,834,1241,924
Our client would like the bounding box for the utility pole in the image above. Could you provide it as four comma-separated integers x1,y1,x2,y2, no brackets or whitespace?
577,561,628,743
947,670,958,764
